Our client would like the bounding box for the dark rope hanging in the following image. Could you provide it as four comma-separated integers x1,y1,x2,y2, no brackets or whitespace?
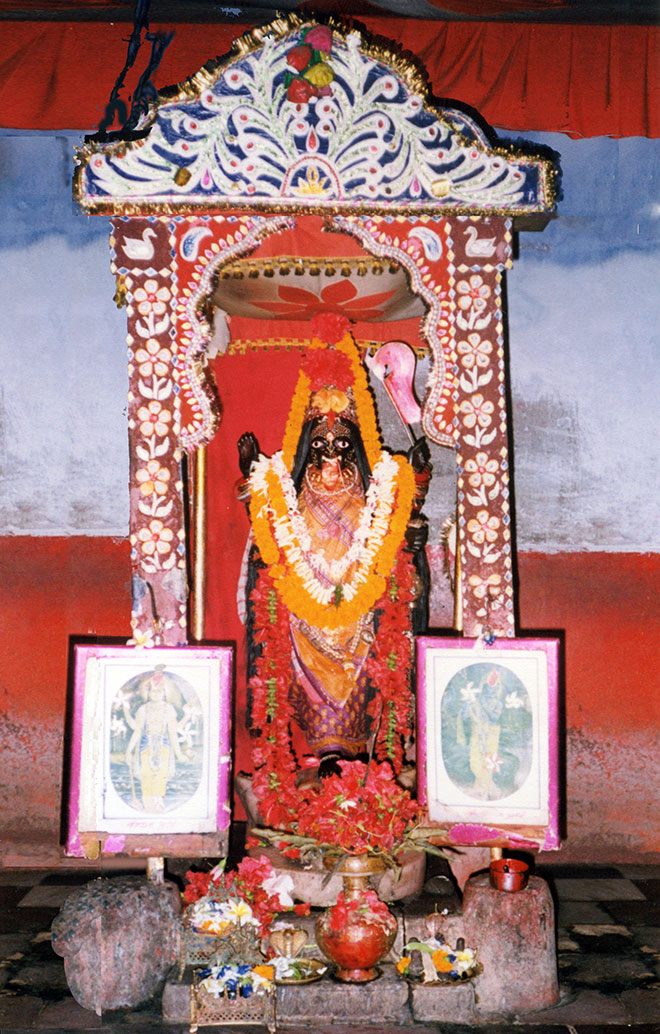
92,0,174,142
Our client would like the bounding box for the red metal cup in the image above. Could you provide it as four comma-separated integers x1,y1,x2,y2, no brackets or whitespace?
489,858,530,892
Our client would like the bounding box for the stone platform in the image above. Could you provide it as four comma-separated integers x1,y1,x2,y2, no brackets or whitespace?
163,873,559,1025
164,961,477,1027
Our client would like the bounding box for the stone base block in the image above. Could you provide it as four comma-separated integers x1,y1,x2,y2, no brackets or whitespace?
162,978,190,1024
163,963,410,1026
51,875,181,1015
277,963,410,1024
463,873,559,1017
410,981,476,1023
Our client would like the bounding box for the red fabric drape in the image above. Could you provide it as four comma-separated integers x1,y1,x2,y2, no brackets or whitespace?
1,19,658,137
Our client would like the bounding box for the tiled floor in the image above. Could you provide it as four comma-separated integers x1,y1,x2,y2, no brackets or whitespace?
0,862,659,1032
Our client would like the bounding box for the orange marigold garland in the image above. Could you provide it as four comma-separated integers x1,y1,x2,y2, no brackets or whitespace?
248,452,415,631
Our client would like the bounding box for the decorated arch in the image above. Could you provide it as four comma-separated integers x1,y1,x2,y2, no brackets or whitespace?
75,15,557,660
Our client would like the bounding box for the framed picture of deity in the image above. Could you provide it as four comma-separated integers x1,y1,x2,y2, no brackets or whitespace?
65,644,233,858
417,637,560,850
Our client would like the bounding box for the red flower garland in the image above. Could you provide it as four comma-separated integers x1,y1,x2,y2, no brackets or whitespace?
248,547,417,830
249,566,299,827
309,312,352,345
182,855,311,937
365,549,417,772
302,347,353,391
295,758,419,855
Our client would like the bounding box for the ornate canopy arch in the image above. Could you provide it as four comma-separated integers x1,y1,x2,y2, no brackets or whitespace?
75,16,558,647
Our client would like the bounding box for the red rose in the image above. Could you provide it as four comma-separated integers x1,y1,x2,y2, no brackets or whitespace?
303,348,353,391
286,77,317,104
309,312,352,345
286,44,312,72
304,25,333,53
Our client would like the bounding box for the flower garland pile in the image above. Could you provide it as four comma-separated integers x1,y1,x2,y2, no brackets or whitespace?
289,758,419,857
183,855,310,939
250,757,437,874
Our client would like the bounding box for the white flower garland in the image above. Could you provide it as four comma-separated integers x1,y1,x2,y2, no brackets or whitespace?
250,450,400,607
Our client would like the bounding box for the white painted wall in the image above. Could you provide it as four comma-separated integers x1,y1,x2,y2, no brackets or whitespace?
0,131,658,550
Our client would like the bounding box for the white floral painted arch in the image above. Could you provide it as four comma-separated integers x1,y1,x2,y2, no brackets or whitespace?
75,17,557,217
76,17,558,649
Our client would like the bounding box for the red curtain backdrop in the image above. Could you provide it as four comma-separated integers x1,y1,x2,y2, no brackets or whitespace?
1,19,658,137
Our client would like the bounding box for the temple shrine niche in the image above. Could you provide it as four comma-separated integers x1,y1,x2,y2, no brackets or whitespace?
59,15,568,1023
73,15,559,855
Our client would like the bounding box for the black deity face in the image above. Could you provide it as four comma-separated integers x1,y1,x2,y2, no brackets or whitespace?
309,421,356,472
291,415,371,495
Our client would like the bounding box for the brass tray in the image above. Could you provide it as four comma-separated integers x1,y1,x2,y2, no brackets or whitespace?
275,958,327,985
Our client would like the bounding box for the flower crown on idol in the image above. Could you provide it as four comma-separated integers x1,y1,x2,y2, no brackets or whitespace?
281,313,382,471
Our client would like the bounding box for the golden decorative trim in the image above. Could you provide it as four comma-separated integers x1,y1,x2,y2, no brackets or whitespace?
76,197,555,218
223,336,430,356
191,445,207,644
216,255,399,279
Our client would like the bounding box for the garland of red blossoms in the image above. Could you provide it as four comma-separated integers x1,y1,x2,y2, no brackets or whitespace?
248,546,417,830
365,549,416,773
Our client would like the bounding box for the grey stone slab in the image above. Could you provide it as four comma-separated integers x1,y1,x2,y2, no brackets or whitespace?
604,899,660,925
18,886,78,909
553,878,646,902
276,964,411,1024
0,908,59,934
0,888,32,909
556,900,613,926
34,996,102,1028
631,925,660,951
410,980,476,1023
0,933,32,957
559,951,656,991
7,960,69,995
516,987,629,1024
0,871,45,887
619,986,660,1023
0,993,45,1028
614,864,660,880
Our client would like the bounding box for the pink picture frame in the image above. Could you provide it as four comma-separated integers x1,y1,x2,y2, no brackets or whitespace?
416,636,560,852
65,643,233,858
